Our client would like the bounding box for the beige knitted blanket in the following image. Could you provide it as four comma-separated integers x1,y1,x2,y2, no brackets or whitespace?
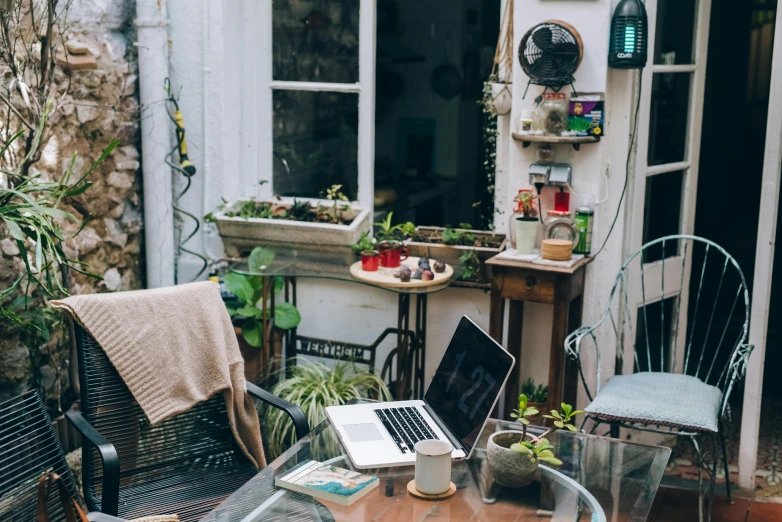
51,281,266,469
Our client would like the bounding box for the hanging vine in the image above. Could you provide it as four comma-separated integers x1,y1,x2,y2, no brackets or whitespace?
477,79,499,230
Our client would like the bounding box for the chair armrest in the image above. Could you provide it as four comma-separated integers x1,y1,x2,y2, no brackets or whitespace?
65,410,120,516
246,381,309,440
87,513,128,522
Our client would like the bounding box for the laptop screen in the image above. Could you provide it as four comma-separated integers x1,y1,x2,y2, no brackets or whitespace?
424,316,515,452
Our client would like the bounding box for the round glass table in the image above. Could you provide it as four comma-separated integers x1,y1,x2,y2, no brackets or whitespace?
201,416,671,522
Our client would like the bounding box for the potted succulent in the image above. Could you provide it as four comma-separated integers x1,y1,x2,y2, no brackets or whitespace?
223,247,302,382
487,394,583,488
209,184,371,256
520,378,548,426
513,191,539,255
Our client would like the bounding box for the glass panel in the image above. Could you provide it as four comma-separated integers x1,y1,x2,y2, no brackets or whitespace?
648,73,692,166
635,297,676,373
642,170,683,263
653,0,697,64
272,0,360,83
273,90,358,199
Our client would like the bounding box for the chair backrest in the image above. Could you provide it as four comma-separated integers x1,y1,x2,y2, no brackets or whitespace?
74,323,250,512
568,235,752,410
0,390,78,521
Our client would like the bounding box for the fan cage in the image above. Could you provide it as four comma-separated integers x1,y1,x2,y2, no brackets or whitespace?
519,22,583,88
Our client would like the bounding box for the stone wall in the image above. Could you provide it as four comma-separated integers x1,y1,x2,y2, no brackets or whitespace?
0,0,142,414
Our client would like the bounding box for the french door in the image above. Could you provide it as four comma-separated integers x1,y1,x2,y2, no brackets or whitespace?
623,0,712,374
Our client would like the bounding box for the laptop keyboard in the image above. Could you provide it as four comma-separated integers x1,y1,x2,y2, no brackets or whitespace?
374,406,441,454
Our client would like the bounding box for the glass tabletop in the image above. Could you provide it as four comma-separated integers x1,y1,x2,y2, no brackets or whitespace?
230,245,465,295
201,417,670,522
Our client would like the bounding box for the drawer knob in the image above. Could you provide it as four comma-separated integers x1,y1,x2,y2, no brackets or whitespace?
525,275,537,289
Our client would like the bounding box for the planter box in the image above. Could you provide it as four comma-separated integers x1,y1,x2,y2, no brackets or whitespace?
215,197,371,257
406,226,507,285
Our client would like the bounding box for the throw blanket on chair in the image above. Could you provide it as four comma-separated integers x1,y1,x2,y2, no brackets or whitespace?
52,281,266,469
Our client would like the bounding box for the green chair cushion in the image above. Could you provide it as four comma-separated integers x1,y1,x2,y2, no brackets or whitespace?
585,372,722,433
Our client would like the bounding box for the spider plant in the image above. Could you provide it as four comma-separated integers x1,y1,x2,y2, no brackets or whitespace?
264,359,392,459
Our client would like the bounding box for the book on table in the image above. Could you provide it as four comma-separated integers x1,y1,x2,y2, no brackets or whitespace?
274,460,379,507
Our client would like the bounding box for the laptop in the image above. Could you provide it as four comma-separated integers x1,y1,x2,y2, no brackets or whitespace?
326,316,515,469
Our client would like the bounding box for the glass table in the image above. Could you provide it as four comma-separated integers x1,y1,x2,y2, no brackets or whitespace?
202,417,671,522
231,246,465,399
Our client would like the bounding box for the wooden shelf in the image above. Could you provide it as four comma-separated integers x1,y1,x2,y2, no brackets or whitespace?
511,133,600,151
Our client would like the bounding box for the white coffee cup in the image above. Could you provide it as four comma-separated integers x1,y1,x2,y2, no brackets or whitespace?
414,439,453,495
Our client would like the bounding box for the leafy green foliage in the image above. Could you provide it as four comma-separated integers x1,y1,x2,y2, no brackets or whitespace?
510,393,539,441
521,378,548,403
223,247,302,347
477,79,498,230
543,403,585,432
350,231,376,254
373,211,416,243
441,226,476,246
510,438,562,466
458,250,480,281
264,360,392,459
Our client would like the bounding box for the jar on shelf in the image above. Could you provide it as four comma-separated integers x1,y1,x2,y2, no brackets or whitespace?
535,93,568,136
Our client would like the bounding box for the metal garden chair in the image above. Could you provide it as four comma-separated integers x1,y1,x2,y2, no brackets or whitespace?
0,390,123,521
65,322,310,522
565,235,753,522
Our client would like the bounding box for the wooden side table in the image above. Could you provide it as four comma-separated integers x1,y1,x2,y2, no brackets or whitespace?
486,255,593,416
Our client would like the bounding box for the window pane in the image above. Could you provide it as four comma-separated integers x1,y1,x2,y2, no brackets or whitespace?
648,73,691,166
273,90,359,199
653,0,697,64
642,170,683,263
635,297,677,372
272,0,360,83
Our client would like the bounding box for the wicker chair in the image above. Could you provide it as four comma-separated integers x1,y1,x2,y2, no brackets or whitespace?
565,235,753,522
65,323,309,521
0,390,123,522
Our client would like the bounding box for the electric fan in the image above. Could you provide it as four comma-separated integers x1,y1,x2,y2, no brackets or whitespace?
518,20,583,91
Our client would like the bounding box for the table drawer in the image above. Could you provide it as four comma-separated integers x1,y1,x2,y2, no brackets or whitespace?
497,267,557,303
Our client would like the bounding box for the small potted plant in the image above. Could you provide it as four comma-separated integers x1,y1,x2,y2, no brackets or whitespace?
374,212,414,268
513,191,539,255
486,0,514,115
520,378,548,425
487,394,583,488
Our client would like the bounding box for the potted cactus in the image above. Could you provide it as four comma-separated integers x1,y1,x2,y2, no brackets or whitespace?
487,394,582,488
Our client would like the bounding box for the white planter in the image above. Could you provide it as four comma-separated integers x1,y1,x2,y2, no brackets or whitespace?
215,197,371,256
515,218,539,255
491,82,513,116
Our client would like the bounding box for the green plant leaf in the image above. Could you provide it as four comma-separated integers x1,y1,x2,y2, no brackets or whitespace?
538,456,563,466
242,318,263,347
554,421,565,428
237,306,263,318
224,272,254,304
2,217,25,241
510,443,531,454
562,403,571,416
524,407,539,416
519,418,530,425
248,246,275,271
566,424,577,432
274,276,284,295
518,393,528,411
274,302,301,330
572,410,585,416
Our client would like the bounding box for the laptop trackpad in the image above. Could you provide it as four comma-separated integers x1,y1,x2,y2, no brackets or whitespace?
344,423,384,442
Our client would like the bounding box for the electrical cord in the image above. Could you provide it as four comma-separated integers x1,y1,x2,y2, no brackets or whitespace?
591,72,643,258
165,79,208,281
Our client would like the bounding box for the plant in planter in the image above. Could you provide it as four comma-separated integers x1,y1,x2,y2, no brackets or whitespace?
513,191,540,254
264,359,392,459
520,378,548,425
487,395,583,488
486,0,515,115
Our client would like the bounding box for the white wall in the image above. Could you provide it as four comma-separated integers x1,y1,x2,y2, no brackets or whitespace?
164,0,637,409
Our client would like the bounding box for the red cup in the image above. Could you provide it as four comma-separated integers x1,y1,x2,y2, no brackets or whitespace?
361,251,380,272
379,243,409,268
554,191,571,213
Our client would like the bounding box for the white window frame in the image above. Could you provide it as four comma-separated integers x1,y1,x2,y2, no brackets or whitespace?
258,0,377,211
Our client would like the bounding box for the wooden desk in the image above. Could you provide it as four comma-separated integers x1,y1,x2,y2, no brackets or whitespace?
487,255,593,416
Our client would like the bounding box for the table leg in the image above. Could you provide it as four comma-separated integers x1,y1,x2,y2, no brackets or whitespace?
564,294,584,406
416,294,428,399
489,268,505,346
396,294,411,400
504,300,524,410
547,276,570,415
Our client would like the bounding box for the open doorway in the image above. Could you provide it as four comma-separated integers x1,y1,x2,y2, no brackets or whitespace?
373,0,500,227
663,0,779,494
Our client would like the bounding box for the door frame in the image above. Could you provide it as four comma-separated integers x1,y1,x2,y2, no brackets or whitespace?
738,4,782,492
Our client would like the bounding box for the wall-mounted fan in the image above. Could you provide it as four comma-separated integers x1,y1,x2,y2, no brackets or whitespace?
518,20,583,96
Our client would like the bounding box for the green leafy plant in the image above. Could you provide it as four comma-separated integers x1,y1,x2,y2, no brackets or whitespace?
441,225,477,246
223,247,301,347
477,78,498,230
350,231,376,255
323,183,350,222
520,378,548,403
264,360,392,459
514,191,539,219
373,211,416,243
458,250,480,281
543,403,584,432
508,395,583,467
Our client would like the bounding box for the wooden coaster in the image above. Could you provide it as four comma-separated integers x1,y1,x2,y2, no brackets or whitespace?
406,480,457,500
541,239,573,261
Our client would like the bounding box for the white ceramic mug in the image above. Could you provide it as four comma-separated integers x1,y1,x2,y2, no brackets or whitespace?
414,439,453,495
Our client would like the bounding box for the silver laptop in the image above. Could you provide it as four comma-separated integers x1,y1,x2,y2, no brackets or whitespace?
326,316,515,469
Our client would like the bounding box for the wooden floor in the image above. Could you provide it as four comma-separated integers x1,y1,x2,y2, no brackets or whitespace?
649,488,782,522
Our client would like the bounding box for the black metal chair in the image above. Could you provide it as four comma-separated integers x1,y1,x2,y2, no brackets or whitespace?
0,390,122,522
66,323,309,522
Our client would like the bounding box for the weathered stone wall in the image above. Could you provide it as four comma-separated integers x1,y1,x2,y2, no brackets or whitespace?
0,0,142,414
